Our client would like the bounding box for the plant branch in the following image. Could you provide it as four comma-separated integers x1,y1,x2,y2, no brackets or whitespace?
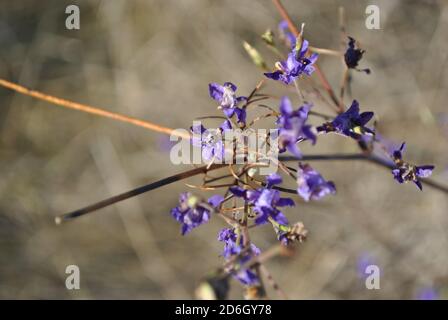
0,79,190,139
55,164,226,224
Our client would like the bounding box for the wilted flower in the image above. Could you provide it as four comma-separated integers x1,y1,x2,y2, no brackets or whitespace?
190,120,232,162
277,221,308,245
297,163,336,201
209,82,247,123
171,193,224,235
318,100,374,140
391,142,434,190
344,36,370,74
218,228,260,286
230,174,294,225
277,96,316,158
264,39,318,84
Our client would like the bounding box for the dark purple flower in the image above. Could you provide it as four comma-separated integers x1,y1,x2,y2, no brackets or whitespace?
391,142,435,190
209,82,247,123
171,193,224,235
190,120,232,162
230,174,294,225
277,96,316,158
264,40,318,84
278,20,296,48
297,163,336,201
218,228,260,286
318,100,374,140
344,36,370,74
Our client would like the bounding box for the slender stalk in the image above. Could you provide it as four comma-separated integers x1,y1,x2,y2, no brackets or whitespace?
0,78,190,139
55,164,226,224
280,154,448,194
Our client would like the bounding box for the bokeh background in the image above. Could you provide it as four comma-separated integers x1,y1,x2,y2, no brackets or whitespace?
0,0,447,299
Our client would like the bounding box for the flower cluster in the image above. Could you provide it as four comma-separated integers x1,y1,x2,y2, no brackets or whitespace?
166,15,437,297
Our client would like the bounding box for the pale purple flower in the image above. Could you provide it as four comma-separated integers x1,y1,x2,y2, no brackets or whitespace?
190,120,232,162
209,82,247,123
277,96,316,158
297,163,336,201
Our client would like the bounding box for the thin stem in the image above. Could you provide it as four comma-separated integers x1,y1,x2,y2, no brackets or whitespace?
0,79,190,139
55,164,226,224
280,153,448,194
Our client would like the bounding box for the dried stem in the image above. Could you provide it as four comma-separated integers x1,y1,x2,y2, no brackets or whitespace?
55,164,226,224
0,78,190,139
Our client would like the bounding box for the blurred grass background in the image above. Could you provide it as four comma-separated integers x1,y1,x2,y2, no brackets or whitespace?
0,0,447,299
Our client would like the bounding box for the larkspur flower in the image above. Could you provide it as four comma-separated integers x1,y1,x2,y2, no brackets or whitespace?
297,163,336,201
391,142,434,190
277,96,316,158
171,193,224,235
230,174,294,226
218,228,260,286
209,82,247,124
278,20,296,48
264,39,318,84
318,100,374,140
344,36,370,74
190,120,232,162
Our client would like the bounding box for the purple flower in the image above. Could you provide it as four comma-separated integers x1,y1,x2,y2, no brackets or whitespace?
278,20,296,48
171,193,224,235
218,228,260,286
344,37,370,74
209,82,247,123
264,40,318,84
277,96,316,158
190,120,232,162
416,287,439,300
297,163,336,201
391,142,435,190
230,174,294,225
318,100,374,140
